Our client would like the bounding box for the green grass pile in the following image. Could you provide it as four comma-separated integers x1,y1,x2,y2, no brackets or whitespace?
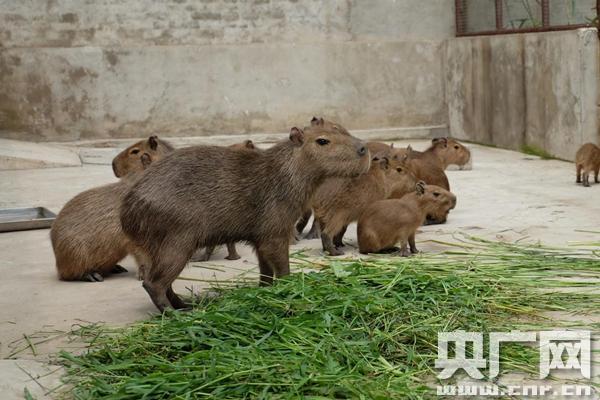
59,237,599,399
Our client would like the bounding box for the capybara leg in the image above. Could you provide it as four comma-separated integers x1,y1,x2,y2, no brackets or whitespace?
583,172,591,187
295,210,312,234
595,168,599,183
189,246,214,262
83,272,104,282
137,265,145,281
408,234,419,254
142,280,170,312
304,219,321,239
398,243,410,257
112,265,128,274
321,232,344,256
333,225,347,248
225,242,241,260
166,286,188,310
576,164,582,183
257,238,290,279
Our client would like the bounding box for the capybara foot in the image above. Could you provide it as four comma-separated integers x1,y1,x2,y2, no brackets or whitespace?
225,254,241,261
410,248,420,254
583,182,591,187
84,272,104,282
112,265,128,274
327,247,345,256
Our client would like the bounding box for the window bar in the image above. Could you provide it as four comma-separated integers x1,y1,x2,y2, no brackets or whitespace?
541,0,550,27
495,0,503,30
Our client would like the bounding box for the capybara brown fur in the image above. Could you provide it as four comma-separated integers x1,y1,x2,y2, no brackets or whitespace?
312,155,417,256
357,182,456,255
112,136,174,178
366,141,394,155
191,139,259,262
120,126,369,311
50,177,148,282
575,143,600,187
408,138,471,170
391,148,450,192
310,116,351,135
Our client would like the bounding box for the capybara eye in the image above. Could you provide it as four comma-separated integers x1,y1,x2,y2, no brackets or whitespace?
454,145,460,149
130,149,140,155
433,192,440,197
396,167,403,172
316,138,330,146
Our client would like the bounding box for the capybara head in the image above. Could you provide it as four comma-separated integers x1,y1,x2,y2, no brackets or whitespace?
292,126,369,178
378,154,417,197
431,137,471,167
112,136,174,178
228,140,256,151
310,116,351,135
415,182,457,224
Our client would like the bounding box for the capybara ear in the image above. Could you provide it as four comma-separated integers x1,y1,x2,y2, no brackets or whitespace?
390,143,394,149
141,153,152,168
432,137,448,147
244,140,255,149
407,145,413,151
290,127,304,146
148,135,159,150
416,181,426,195
310,117,324,127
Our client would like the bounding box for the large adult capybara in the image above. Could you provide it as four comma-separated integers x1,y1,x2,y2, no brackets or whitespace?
407,138,471,170
312,155,416,256
51,136,174,282
357,182,456,255
575,143,600,187
112,136,174,178
120,126,369,311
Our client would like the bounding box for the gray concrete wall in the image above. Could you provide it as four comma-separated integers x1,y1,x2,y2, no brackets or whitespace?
0,0,455,142
446,28,599,161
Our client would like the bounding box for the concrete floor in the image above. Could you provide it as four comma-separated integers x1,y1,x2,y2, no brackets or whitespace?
1,139,599,398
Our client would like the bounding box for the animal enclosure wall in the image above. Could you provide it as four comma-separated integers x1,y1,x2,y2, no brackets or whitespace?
446,28,599,161
0,0,454,142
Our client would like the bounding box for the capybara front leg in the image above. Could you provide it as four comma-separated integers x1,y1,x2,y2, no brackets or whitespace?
576,164,582,183
304,219,321,239
583,172,591,187
225,242,241,260
333,225,347,248
142,281,170,312
166,286,188,310
595,168,599,184
321,231,344,256
399,242,411,257
256,239,290,286
408,234,419,254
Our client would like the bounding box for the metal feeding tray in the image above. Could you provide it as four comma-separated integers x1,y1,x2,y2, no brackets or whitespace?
0,207,57,233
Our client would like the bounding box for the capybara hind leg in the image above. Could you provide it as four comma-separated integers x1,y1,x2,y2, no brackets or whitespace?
83,272,104,282
408,234,419,254
112,265,128,274
166,286,188,310
304,220,321,239
295,210,312,235
142,281,170,312
225,242,241,260
321,232,344,256
576,164,582,183
189,246,214,262
583,172,591,187
398,243,410,257
333,225,347,248
256,238,290,286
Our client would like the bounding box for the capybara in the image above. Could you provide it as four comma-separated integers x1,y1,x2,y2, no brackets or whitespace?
191,139,258,262
391,148,450,192
407,138,471,170
575,143,600,187
312,155,416,256
50,177,147,282
52,137,173,282
357,182,456,255
112,136,174,178
120,126,369,311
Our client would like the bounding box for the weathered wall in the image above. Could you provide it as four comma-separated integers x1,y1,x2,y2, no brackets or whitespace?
0,0,454,141
446,28,599,161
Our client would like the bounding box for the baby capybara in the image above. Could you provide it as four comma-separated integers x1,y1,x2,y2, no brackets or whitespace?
575,143,600,187
312,155,417,256
51,136,172,282
120,126,369,311
408,138,471,170
112,135,174,178
391,148,450,192
357,182,456,256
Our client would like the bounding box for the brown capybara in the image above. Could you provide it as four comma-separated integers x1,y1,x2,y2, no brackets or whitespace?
357,182,456,255
120,126,369,311
51,138,174,282
391,147,450,192
575,143,600,187
407,138,471,170
50,177,148,282
191,139,258,262
112,136,174,178
312,155,417,256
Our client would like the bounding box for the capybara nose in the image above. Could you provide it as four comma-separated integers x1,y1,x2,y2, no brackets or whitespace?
357,146,367,157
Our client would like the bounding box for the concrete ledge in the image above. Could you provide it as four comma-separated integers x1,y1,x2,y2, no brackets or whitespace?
0,139,81,170
66,125,447,165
